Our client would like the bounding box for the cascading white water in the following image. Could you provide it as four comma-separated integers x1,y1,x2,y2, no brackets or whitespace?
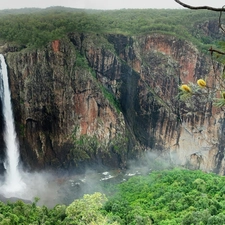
0,54,61,204
0,54,25,196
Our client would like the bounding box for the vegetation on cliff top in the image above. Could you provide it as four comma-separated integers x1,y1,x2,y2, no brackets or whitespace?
0,7,221,49
1,168,225,224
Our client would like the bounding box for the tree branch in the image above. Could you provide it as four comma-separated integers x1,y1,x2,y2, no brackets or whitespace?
219,10,225,33
175,0,225,12
208,47,225,55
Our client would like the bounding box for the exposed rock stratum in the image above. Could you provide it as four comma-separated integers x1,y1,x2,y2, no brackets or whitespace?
0,32,224,174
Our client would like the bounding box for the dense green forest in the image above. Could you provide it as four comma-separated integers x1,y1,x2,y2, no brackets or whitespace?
0,7,221,49
1,168,225,224
1,7,225,225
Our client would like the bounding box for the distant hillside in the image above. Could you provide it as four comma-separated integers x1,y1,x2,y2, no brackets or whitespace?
0,7,222,49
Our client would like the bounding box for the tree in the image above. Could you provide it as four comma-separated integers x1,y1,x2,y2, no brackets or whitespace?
65,192,118,225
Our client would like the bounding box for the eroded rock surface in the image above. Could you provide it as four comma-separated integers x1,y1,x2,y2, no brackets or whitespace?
0,33,224,174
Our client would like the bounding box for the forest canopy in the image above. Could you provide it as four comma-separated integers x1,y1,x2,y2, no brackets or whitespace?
0,7,222,49
1,168,225,224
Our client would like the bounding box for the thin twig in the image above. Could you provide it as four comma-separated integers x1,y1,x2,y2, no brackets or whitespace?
219,6,225,33
208,47,225,55
210,52,225,90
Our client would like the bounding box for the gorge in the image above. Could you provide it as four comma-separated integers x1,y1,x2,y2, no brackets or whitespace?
0,32,224,176
2,6,225,224
0,8,225,179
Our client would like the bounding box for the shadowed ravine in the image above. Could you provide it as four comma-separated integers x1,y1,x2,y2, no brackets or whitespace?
0,54,155,207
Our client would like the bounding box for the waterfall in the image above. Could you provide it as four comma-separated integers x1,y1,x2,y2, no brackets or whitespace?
0,54,25,196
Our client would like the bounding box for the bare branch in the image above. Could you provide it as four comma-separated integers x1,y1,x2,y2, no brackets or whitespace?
208,47,225,55
175,0,225,12
219,9,225,33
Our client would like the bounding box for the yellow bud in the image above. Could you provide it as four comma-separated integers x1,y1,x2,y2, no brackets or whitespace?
181,84,191,93
197,79,206,88
222,92,225,99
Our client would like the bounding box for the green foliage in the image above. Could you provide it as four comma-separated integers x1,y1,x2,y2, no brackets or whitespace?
70,125,128,165
70,131,99,164
103,168,225,224
213,91,225,107
65,192,108,224
0,7,221,49
2,169,225,224
0,198,66,225
100,85,121,113
0,193,117,224
75,52,89,69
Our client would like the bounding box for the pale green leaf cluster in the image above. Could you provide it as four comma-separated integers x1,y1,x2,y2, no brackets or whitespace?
213,92,225,107
65,192,118,225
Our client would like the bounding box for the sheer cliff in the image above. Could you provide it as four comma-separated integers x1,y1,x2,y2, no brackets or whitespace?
0,32,224,174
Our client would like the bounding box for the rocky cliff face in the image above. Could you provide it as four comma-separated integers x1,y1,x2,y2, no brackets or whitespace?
0,32,224,174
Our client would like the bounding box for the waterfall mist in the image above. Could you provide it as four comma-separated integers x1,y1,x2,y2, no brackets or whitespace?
0,54,64,206
0,54,179,207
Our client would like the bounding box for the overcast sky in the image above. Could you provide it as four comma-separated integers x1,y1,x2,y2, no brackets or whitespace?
0,0,223,10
